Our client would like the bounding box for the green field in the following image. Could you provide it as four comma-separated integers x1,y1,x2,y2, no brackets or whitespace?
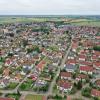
25,94,45,100
0,17,49,24
70,20,100,27
0,17,100,27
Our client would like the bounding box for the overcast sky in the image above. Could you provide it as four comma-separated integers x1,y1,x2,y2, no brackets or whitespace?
0,0,100,15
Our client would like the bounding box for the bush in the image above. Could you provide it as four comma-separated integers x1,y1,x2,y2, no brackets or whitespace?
6,93,21,100
74,81,82,90
82,87,91,97
70,87,77,94
93,46,100,51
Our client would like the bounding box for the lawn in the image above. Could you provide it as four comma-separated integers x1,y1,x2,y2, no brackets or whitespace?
19,79,33,91
6,93,21,100
0,17,49,24
6,82,18,90
25,94,45,100
70,20,100,27
0,92,2,96
0,17,100,27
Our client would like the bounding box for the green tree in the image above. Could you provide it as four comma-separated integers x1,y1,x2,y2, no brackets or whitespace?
82,87,91,97
76,80,82,90
93,46,100,51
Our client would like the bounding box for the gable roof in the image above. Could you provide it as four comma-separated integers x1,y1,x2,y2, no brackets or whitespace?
91,89,100,97
57,80,72,89
65,64,77,70
37,60,46,71
60,72,72,78
0,98,15,100
76,74,88,79
80,66,94,72
96,79,100,86
79,61,92,66
94,62,100,68
67,59,76,64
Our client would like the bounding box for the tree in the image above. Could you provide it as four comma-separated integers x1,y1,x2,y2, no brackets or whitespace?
22,39,28,47
27,48,33,53
72,73,76,79
93,97,99,100
93,46,100,51
82,87,91,97
17,89,21,96
7,53,13,57
0,57,5,62
20,83,26,90
34,46,41,53
76,80,82,90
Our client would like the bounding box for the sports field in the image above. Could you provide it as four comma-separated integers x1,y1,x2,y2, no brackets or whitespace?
25,94,46,100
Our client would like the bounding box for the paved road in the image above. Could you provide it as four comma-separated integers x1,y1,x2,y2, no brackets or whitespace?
0,35,72,99
70,83,90,100
48,40,72,95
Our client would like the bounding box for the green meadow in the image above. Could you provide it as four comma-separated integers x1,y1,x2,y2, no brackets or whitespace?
0,17,100,27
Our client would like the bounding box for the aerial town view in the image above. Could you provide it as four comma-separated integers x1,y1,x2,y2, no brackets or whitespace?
0,0,100,100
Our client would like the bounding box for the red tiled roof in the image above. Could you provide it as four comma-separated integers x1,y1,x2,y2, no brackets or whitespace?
93,51,100,56
91,89,100,97
5,59,11,65
79,55,86,59
60,72,72,78
76,74,88,79
67,96,71,100
79,61,92,66
67,59,76,64
37,60,46,71
72,42,78,49
96,79,100,86
0,98,15,100
80,66,94,72
94,62,100,68
95,36,100,39
92,55,98,60
42,96,47,100
57,80,72,89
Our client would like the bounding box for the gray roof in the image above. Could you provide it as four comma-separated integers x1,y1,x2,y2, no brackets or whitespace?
64,64,77,70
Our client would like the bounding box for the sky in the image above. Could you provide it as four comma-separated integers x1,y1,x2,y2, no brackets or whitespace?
0,0,100,15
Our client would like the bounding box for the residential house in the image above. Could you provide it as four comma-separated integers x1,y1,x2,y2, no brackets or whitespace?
95,79,100,88
3,68,10,78
93,62,100,70
4,59,12,66
34,79,47,87
0,79,9,88
36,60,46,72
71,41,78,52
91,89,100,97
60,72,72,80
52,58,59,66
29,74,38,81
76,74,88,82
57,80,73,93
15,73,22,82
67,59,76,65
79,54,86,61
79,61,92,66
21,65,32,75
64,64,77,73
79,66,94,75
0,98,15,100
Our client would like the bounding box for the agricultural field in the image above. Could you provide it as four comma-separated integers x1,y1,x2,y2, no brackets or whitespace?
0,17,100,27
70,20,100,27
25,94,45,100
0,17,48,24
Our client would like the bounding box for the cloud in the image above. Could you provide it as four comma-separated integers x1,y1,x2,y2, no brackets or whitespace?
0,0,100,15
